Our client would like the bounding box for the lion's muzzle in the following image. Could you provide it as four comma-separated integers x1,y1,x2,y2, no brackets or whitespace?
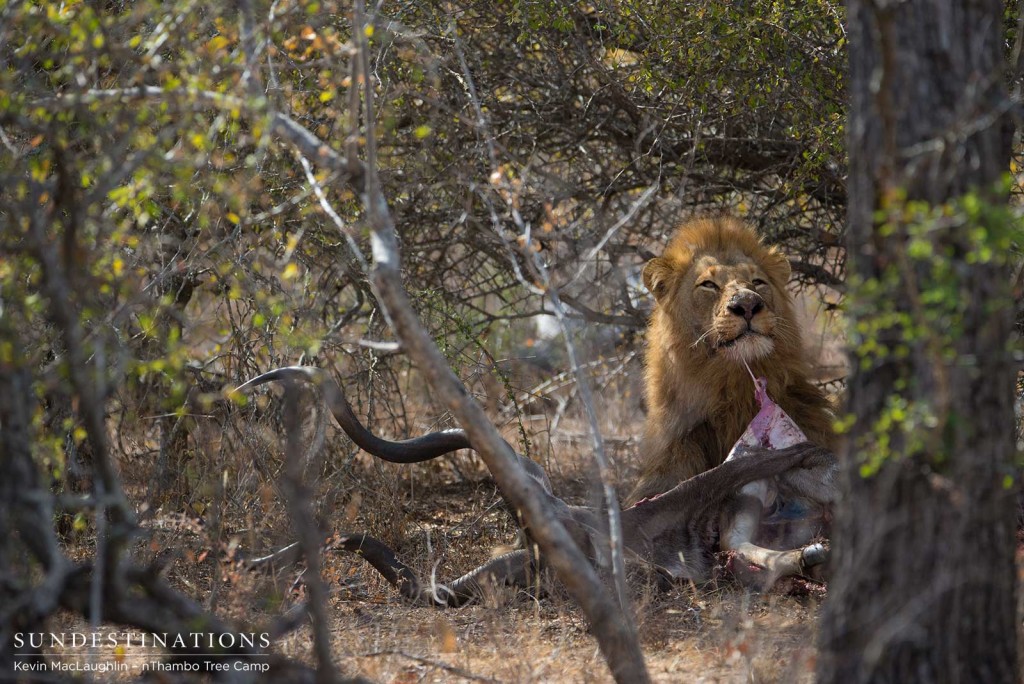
726,289,765,323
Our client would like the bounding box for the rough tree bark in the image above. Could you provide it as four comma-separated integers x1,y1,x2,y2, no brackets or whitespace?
818,1,1019,682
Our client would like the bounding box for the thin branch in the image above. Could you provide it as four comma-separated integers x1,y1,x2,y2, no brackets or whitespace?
38,87,366,189
279,378,338,684
351,5,649,682
31,35,651,684
562,183,658,289
448,15,637,636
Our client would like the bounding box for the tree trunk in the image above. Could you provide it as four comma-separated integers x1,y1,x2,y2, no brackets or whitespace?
817,1,1019,682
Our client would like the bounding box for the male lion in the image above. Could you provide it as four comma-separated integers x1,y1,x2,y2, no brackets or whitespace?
628,216,836,503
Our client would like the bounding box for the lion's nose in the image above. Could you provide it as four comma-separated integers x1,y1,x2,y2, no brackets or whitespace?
726,291,765,321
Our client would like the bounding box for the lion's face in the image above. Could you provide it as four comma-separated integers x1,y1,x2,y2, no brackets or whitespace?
687,256,783,362
643,220,795,365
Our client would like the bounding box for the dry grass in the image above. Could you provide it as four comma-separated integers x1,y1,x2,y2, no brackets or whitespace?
56,527,820,682
52,363,824,682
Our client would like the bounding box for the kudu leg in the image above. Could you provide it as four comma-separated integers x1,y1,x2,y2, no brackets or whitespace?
721,488,828,589
729,542,828,586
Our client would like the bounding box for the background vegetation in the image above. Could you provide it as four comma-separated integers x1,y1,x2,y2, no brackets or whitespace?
0,0,848,499
1,0,1019,681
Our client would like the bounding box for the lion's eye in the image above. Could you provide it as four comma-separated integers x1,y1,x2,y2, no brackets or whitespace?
698,280,719,291
752,278,768,288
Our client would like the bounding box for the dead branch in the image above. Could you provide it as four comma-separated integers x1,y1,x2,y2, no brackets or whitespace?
0,360,361,682
332,534,534,607
345,4,650,677
280,377,338,683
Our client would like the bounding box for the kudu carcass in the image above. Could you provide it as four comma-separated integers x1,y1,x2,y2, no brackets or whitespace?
236,367,837,606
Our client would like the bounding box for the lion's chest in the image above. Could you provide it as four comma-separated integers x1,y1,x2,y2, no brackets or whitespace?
703,395,761,464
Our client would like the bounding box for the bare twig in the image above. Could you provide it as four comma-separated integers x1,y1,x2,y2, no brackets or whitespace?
349,4,649,681
0,338,333,682
523,272,635,623
30,25,653,684
446,16,637,632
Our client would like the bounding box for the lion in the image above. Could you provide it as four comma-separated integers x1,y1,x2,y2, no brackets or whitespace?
628,216,836,504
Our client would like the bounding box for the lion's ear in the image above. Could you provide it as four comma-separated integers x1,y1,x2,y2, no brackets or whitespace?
762,248,792,285
643,257,674,301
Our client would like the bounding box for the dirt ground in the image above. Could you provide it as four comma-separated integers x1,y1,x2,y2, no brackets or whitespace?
53,440,823,683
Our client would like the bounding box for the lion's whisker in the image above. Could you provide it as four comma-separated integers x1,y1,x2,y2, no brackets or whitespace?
691,327,716,348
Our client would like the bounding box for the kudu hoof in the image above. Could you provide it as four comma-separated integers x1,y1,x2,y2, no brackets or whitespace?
800,543,828,569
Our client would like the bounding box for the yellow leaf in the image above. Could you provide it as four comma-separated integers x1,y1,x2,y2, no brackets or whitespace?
282,262,299,280
414,125,431,139
207,35,229,52
226,211,240,224
319,89,335,103
364,24,374,38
